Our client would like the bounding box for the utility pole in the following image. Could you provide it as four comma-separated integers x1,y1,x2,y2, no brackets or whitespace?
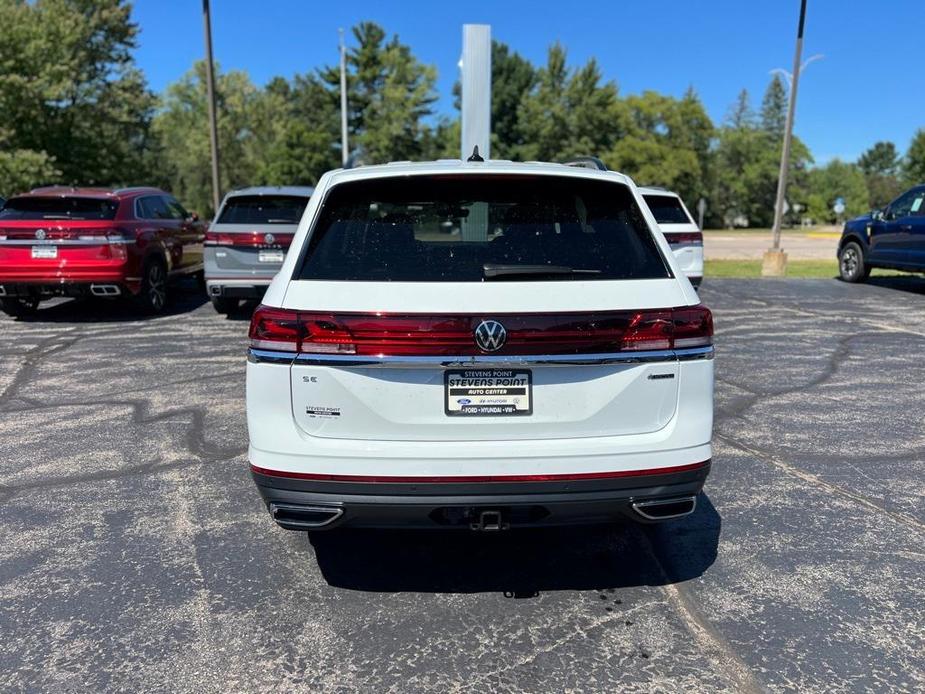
763,0,808,277
339,28,349,167
202,0,221,213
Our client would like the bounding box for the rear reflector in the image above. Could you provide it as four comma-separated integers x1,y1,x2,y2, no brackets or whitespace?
248,305,713,356
205,231,294,247
663,232,703,245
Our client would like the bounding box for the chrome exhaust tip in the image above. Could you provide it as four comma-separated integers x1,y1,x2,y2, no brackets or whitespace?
631,496,697,521
269,503,344,530
90,284,121,297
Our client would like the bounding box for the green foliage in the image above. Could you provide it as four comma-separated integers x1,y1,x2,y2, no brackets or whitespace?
709,83,812,228
903,129,925,186
0,0,156,194
606,88,712,207
489,42,537,158
515,44,623,162
760,75,788,138
857,141,902,207
804,159,868,223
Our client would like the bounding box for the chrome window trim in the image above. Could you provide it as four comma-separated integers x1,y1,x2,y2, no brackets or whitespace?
248,345,713,367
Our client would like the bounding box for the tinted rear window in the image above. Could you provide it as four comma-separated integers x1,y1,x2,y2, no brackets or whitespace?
217,195,309,224
0,197,118,221
643,195,692,225
298,176,670,282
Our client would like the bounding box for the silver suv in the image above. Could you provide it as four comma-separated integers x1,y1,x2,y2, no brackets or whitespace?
204,186,313,313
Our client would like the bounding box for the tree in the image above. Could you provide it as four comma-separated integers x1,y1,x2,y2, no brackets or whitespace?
727,89,755,129
0,0,156,193
489,42,537,158
516,44,623,162
857,141,902,208
903,129,925,186
606,88,713,207
322,22,438,164
153,62,262,216
760,75,788,138
804,160,868,224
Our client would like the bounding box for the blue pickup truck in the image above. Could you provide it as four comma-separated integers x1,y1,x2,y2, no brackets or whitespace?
838,184,925,282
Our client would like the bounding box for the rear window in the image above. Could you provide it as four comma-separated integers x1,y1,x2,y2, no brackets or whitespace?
298,176,670,282
217,195,309,224
643,195,693,225
0,197,118,221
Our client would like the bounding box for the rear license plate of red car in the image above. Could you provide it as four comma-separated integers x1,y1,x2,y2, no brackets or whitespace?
31,246,57,259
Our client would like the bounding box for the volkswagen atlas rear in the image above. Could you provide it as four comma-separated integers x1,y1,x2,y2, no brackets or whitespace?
204,186,313,313
246,161,714,531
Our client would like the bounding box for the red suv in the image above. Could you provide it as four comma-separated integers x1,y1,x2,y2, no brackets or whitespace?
0,186,206,316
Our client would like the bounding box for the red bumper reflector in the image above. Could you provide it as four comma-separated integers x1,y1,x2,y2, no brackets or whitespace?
249,460,709,483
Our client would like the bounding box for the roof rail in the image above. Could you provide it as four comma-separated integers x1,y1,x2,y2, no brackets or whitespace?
563,156,608,171
112,186,161,194
641,185,669,192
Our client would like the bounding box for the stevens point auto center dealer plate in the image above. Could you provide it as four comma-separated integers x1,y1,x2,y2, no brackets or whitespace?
445,369,532,416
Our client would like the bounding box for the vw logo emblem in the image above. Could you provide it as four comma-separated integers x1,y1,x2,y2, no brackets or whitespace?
35,229,46,240
474,320,507,352
264,233,275,245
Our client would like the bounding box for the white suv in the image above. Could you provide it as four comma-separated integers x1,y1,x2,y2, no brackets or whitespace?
246,160,714,531
638,187,704,289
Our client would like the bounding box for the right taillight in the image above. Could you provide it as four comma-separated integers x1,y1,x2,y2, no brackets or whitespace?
671,305,713,348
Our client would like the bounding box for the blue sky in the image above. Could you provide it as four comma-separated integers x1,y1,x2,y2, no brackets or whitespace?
133,0,924,165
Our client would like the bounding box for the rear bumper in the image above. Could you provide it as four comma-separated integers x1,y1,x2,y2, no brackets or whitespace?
206,278,272,299
0,279,136,297
251,460,710,530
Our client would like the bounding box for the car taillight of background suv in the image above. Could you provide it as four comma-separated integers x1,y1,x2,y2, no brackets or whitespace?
245,161,714,532
0,186,205,316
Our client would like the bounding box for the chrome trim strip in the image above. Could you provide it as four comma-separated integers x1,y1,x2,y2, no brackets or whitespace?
247,345,713,367
0,239,127,246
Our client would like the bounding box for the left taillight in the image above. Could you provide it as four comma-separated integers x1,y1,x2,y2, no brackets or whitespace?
248,307,303,352
204,231,233,246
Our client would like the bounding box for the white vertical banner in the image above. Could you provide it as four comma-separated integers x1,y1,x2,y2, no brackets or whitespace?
460,24,491,242
460,24,491,161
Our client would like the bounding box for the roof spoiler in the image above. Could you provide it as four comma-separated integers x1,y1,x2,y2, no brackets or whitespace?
562,156,608,171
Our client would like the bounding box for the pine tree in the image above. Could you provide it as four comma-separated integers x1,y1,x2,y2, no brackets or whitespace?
905,129,925,186
760,75,788,138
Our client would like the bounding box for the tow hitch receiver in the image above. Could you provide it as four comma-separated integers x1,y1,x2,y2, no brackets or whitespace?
470,509,508,531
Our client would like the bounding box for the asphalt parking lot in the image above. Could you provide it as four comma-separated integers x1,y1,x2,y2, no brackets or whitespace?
1,277,924,693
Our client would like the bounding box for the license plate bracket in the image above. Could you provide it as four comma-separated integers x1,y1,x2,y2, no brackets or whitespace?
445,368,532,417
31,246,57,259
258,250,284,263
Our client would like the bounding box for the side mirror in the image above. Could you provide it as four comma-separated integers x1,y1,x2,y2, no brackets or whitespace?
188,211,200,222
871,209,884,222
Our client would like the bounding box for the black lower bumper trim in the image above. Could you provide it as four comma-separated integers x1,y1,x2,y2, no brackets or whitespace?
252,462,710,530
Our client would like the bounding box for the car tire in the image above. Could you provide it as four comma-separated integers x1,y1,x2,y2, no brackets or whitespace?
0,297,40,318
211,296,238,314
137,258,169,313
838,241,869,283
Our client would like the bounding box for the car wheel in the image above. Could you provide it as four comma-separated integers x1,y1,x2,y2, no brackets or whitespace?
211,296,238,314
138,258,168,313
0,297,40,318
838,241,869,283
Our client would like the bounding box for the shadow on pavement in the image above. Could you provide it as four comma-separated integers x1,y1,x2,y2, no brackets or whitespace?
6,277,209,323
309,494,720,595
866,275,925,296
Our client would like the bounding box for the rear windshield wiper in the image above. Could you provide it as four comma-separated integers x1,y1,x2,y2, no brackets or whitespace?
483,264,602,280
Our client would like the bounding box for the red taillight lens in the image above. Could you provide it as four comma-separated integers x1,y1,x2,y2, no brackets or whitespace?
671,306,713,348
663,232,703,245
205,231,294,247
204,231,233,246
248,306,713,355
248,307,303,351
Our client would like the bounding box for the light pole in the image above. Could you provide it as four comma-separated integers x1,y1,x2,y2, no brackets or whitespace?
763,0,808,277
339,28,349,167
202,0,221,214
770,54,823,91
